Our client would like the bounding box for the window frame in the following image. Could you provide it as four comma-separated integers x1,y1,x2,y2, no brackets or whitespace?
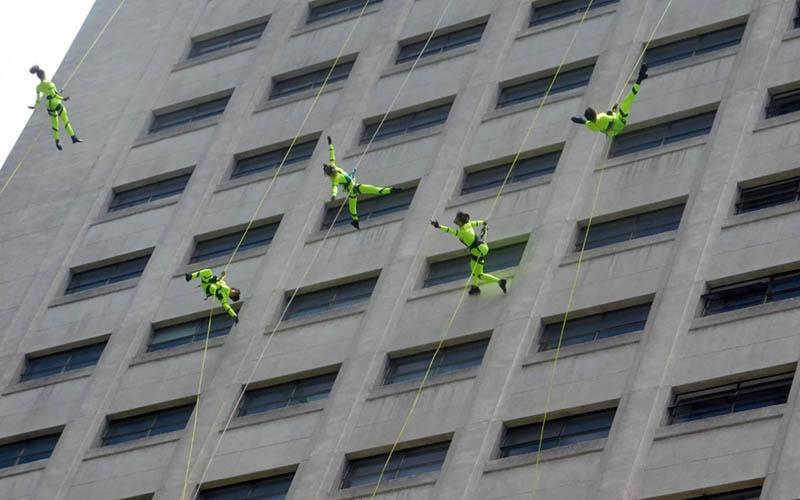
322,186,416,229
702,269,800,316
147,315,236,352
65,254,151,295
20,341,107,382
538,302,651,351
460,150,560,195
285,276,378,320
765,87,800,118
608,111,717,158
383,338,490,385
270,59,355,100
187,21,268,60
149,95,231,134
644,23,746,68
306,0,383,24
238,372,338,416
575,204,685,251
108,173,191,212
0,433,60,470
231,137,318,179
684,488,763,500
101,404,195,447
342,441,450,489
396,22,487,64
360,102,452,144
496,65,594,109
529,0,619,26
190,222,279,264
735,176,800,214
197,472,295,500
424,241,528,288
499,408,616,458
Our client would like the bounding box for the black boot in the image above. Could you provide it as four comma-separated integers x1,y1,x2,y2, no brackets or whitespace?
351,219,360,230
389,186,402,194
636,63,648,85
71,135,82,144
55,140,62,151
185,273,192,282
468,285,481,296
499,279,507,294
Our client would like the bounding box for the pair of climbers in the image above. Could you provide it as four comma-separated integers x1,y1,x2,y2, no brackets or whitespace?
28,65,82,151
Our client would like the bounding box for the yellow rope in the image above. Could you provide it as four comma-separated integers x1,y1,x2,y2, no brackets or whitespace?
0,0,128,197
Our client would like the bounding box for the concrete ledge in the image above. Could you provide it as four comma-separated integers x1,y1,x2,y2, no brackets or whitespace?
446,174,553,209
409,267,516,301
291,4,382,37
132,118,220,149
482,88,586,124
523,332,642,367
83,432,183,460
333,471,439,499
175,246,271,277
601,137,708,170
344,126,444,160
560,232,677,265
365,367,479,401
484,439,607,473
654,404,784,441
782,27,800,41
0,460,48,480
753,108,800,133
3,367,94,395
50,279,140,308
306,211,406,243
129,336,227,367
92,196,182,225
172,42,258,72
255,80,347,114
721,201,800,229
215,161,308,193
268,303,368,333
226,400,326,430
381,45,479,78
645,46,738,79
689,297,800,331
516,4,617,40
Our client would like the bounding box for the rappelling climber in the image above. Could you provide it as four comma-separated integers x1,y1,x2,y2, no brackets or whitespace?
570,63,648,136
324,136,399,230
430,211,507,296
28,65,82,151
185,269,240,323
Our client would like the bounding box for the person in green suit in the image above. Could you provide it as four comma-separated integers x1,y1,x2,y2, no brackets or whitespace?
323,136,398,230
185,268,240,322
28,65,82,150
431,211,507,296
570,63,648,137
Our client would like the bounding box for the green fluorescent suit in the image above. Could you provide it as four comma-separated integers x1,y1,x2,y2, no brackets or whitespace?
585,83,640,137
438,221,501,287
190,269,238,319
328,142,392,222
34,80,75,140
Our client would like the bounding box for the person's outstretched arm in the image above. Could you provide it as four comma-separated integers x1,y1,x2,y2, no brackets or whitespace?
431,219,457,236
468,220,485,228
327,136,337,169
30,90,42,109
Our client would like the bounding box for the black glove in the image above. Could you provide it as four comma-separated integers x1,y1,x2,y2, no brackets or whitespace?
28,106,35,110
570,116,586,124
327,136,332,145
430,220,440,228
636,63,648,85
62,96,70,101
234,316,239,324
185,273,192,282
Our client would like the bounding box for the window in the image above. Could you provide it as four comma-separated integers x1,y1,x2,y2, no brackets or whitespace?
766,87,800,118
795,0,800,29
65,254,150,295
20,342,106,382
461,151,560,194
271,60,354,100
702,270,800,315
669,372,793,424
198,473,294,500
499,408,615,458
530,0,619,26
609,111,716,158
576,205,684,251
497,65,594,108
0,433,60,470
396,23,486,64
188,22,267,59
307,0,382,24
149,96,230,134
232,138,317,179
238,372,337,416
539,303,650,351
101,405,194,446
109,174,191,212
148,315,236,352
644,24,746,68
424,242,527,288
322,188,415,229
342,441,450,489
361,102,452,144
190,222,279,263
285,277,377,320
686,488,762,500
383,339,489,385
736,176,800,214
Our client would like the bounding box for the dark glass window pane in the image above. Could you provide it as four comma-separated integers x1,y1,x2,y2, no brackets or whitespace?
307,0,382,24
361,103,452,143
239,372,337,416
109,174,191,211
65,255,150,295
102,405,194,446
191,223,279,263
148,315,236,352
271,60,354,99
0,433,60,470
609,111,716,158
285,277,377,319
530,0,619,26
232,139,317,179
342,441,449,488
686,488,762,500
149,96,230,133
188,23,267,59
383,339,490,385
795,1,800,29
21,342,106,381
736,177,800,214
497,65,594,108
396,23,486,64
703,271,800,315
425,242,527,288
199,473,294,500
322,188,415,229
669,373,792,424
539,303,651,351
766,87,800,118
644,24,745,68
576,205,684,251
461,151,560,195
499,408,615,457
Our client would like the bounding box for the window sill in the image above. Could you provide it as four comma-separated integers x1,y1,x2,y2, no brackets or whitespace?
0,460,48,480
172,41,258,72
92,196,181,226
132,117,221,149
602,137,708,170
84,432,183,460
306,211,406,243
484,439,607,474
645,46,738,79
409,268,517,301
50,279,140,308
344,125,444,159
291,4,382,37
216,161,308,193
365,367,479,401
753,108,800,133
517,4,618,40
690,296,800,331
382,45,480,79
523,332,642,368
176,246,270,277
560,231,677,266
721,200,800,229
447,174,553,209
129,336,227,367
333,471,439,500
226,400,326,431
3,367,94,396
254,81,347,114
782,27,800,42
483,88,586,124
654,404,784,441
269,302,368,333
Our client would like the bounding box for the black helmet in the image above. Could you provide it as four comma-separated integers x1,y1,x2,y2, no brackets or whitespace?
583,107,597,122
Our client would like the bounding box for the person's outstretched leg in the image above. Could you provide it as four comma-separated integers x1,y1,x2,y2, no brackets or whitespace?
355,183,394,196
59,106,81,143
347,193,360,229
48,109,62,150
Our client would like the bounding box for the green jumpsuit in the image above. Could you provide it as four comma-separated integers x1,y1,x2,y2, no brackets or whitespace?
190,269,238,319
585,83,640,137
438,221,501,287
328,142,392,223
34,80,75,141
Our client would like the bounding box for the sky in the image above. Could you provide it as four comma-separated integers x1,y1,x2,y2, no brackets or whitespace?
0,0,96,168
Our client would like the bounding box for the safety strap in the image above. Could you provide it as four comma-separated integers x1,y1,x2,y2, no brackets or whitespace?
466,237,484,251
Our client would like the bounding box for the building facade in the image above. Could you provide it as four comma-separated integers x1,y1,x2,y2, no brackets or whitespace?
2,0,800,499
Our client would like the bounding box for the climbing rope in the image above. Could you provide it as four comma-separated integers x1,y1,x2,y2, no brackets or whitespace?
0,0,129,197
